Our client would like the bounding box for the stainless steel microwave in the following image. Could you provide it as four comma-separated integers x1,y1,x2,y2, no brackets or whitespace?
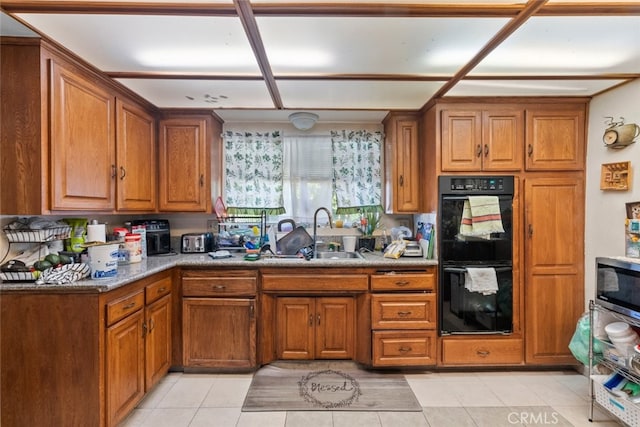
596,257,640,321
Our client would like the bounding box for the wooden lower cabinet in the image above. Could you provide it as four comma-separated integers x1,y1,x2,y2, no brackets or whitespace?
106,308,145,426
276,297,355,360
373,330,436,366
181,269,257,369
441,337,523,366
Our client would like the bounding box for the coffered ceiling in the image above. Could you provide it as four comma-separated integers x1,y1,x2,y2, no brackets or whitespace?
1,1,639,123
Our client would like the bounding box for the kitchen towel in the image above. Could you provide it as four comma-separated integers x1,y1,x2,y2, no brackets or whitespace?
465,267,499,295
459,196,504,239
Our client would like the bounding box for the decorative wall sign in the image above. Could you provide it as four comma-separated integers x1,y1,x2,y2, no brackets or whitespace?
626,201,640,219
603,117,640,149
600,161,631,191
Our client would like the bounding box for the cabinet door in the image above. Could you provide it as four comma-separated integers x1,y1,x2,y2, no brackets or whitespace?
384,113,420,213
482,109,523,171
315,297,355,359
50,60,115,210
158,117,210,212
183,298,256,368
525,108,585,171
145,294,171,390
524,177,584,364
106,309,145,427
276,297,314,360
441,110,482,171
116,99,157,211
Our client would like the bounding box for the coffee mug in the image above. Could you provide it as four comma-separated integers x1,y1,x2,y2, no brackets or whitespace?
604,123,640,148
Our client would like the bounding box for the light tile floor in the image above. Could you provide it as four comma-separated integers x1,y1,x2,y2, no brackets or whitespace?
120,368,622,427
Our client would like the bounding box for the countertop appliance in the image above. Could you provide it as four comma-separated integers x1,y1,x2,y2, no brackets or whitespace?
438,175,514,335
131,219,171,256
402,240,423,257
596,257,640,320
181,232,214,253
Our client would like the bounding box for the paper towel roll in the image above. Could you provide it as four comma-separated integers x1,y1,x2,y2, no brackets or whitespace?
86,223,106,243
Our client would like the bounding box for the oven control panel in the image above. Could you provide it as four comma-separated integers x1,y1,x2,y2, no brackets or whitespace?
439,176,514,194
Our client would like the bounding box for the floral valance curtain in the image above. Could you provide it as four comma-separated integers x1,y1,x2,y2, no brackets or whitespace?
331,130,383,214
223,130,285,215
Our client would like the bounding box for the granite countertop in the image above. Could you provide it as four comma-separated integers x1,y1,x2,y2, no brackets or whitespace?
0,252,438,292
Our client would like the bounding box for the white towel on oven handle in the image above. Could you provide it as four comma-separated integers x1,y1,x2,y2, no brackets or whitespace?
464,267,499,295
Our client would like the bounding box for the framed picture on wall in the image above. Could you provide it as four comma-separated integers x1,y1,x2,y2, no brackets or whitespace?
626,201,640,219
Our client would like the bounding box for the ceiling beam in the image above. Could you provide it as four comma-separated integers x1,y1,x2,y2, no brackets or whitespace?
2,1,638,16
234,0,283,109
422,0,549,109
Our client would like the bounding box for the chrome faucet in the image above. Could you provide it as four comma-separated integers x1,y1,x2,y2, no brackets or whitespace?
313,207,333,255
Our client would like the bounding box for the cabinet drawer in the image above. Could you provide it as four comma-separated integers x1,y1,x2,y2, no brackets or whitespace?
145,276,172,305
370,271,435,291
182,272,256,297
106,290,144,326
441,338,523,365
371,294,436,330
372,330,436,367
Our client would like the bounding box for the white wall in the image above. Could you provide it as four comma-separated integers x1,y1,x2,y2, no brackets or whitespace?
585,78,640,308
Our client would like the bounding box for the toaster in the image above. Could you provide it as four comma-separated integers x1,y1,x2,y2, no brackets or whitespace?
181,232,215,253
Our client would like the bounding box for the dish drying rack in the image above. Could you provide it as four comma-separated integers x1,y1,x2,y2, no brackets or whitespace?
213,211,266,251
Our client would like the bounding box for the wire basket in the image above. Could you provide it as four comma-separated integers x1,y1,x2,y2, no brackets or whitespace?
4,226,72,243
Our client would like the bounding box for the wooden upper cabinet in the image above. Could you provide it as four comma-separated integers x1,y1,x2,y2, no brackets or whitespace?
383,112,421,213
116,99,157,211
441,107,523,172
50,59,116,210
525,107,585,171
158,116,211,212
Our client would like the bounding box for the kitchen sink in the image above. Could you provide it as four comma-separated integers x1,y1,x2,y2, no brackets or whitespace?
313,251,364,260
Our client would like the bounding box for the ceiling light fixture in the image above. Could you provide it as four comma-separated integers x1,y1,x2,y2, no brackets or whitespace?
289,112,319,131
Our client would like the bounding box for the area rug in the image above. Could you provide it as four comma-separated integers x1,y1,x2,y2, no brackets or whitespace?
242,361,422,412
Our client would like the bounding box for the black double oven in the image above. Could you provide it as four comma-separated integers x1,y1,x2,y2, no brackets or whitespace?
438,175,514,335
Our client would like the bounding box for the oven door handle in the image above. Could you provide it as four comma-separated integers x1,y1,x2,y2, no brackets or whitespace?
443,266,512,273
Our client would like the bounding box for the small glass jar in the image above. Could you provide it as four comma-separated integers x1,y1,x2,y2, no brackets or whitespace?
125,233,142,263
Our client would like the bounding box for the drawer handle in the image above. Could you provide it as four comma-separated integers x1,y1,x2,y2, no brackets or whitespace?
477,349,490,357
397,311,412,317
157,287,166,293
395,280,410,287
398,346,412,353
213,285,226,290
123,302,136,310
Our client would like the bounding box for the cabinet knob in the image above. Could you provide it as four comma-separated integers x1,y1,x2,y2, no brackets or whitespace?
476,349,490,357
120,166,126,180
399,175,404,186
476,144,482,157
398,346,412,353
484,144,489,157
214,285,226,290
527,144,533,156
200,174,204,187
123,302,136,310
397,311,412,317
142,322,148,338
309,314,314,326
528,224,533,238
111,164,117,179
395,280,410,287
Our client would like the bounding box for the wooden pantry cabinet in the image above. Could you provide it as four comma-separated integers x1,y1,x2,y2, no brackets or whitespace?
0,37,158,214
440,106,524,172
0,270,173,427
181,269,257,369
383,112,421,213
524,176,584,365
370,269,437,367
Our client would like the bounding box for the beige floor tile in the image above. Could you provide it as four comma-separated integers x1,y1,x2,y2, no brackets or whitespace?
236,411,287,427
201,377,253,407
285,411,333,427
137,377,176,409
377,411,429,427
526,382,588,406
465,406,525,427
552,404,620,427
488,382,547,406
157,375,215,408
332,411,382,427
422,407,475,427
447,381,504,407
189,407,242,427
119,408,153,426
139,408,197,427
405,380,462,407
